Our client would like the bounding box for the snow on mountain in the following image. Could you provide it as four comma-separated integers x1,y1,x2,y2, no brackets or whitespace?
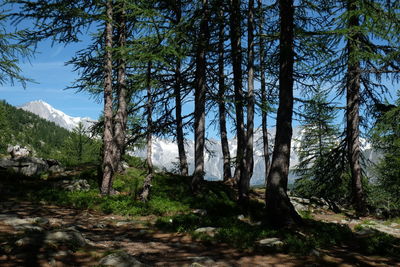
133,126,378,186
18,100,96,131
132,128,303,185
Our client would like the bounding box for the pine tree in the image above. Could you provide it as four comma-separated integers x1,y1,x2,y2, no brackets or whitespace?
293,91,342,208
0,10,32,86
370,92,400,209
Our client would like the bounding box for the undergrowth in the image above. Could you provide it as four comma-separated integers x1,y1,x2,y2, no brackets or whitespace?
1,164,400,258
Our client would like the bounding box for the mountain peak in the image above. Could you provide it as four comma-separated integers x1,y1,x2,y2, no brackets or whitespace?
18,100,95,131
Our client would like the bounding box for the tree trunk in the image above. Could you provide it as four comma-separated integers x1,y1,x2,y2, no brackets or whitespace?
217,7,232,182
174,1,189,176
141,61,153,202
192,0,209,191
113,1,127,175
100,0,114,195
346,0,366,215
258,0,270,184
265,0,301,227
229,0,245,184
239,0,255,204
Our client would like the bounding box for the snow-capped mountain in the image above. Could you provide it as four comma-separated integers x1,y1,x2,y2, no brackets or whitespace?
133,128,304,186
133,127,378,186
18,100,96,131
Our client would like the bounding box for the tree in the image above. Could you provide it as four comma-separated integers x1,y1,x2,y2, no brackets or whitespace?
192,0,210,191
239,0,255,205
228,0,245,183
216,1,232,182
0,9,32,86
293,91,342,209
60,122,101,165
265,0,301,227
370,93,400,210
327,0,400,214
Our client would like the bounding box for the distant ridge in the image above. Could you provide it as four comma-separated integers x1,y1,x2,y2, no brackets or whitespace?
18,100,96,131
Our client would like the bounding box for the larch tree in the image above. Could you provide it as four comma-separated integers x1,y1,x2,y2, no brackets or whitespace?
265,0,302,227
192,0,210,191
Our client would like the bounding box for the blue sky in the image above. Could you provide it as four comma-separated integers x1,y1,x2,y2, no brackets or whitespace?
0,37,103,120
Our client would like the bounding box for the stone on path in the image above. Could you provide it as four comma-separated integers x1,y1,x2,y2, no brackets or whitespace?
194,227,218,237
99,251,145,267
257,237,285,250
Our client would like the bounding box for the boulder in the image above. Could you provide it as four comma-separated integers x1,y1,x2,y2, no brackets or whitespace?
194,227,218,237
0,157,48,176
44,228,87,248
54,179,91,192
99,251,145,267
7,145,31,159
257,237,285,250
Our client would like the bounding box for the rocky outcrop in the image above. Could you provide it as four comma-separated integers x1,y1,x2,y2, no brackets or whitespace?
0,150,64,176
0,156,49,176
7,145,31,159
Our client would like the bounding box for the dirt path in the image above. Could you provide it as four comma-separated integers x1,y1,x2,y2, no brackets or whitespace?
1,199,399,267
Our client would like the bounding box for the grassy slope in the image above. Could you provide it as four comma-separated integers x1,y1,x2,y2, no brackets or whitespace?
1,163,399,258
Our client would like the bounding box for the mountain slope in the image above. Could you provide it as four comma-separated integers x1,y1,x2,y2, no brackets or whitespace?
0,100,71,157
18,100,95,131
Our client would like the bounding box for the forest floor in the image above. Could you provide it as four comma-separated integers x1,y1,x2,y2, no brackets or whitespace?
1,166,400,266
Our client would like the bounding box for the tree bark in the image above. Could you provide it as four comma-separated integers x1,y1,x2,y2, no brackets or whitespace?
101,0,114,195
265,0,301,227
141,61,153,202
229,0,245,184
217,7,232,182
257,0,270,184
239,0,255,204
113,1,127,175
192,0,209,191
346,0,366,215
174,0,189,176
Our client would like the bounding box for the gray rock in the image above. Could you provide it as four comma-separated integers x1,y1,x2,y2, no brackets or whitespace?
257,237,284,249
0,156,49,176
188,256,215,264
49,165,65,173
99,251,145,267
54,179,90,192
15,236,36,247
8,145,31,159
192,209,207,216
194,227,218,237
45,228,86,248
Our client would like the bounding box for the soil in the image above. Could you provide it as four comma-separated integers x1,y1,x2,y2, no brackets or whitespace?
1,198,400,266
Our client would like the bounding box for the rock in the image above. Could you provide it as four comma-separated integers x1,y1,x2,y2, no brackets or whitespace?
45,228,86,248
355,227,376,236
190,263,206,267
194,227,218,237
390,223,399,228
310,249,322,257
340,220,348,224
3,216,48,231
237,214,245,221
192,209,207,216
188,256,215,264
49,165,65,173
0,156,49,176
8,145,31,159
54,179,90,192
15,236,36,247
257,237,285,249
99,251,145,267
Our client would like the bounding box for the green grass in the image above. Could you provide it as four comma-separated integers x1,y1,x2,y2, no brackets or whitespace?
1,164,400,258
